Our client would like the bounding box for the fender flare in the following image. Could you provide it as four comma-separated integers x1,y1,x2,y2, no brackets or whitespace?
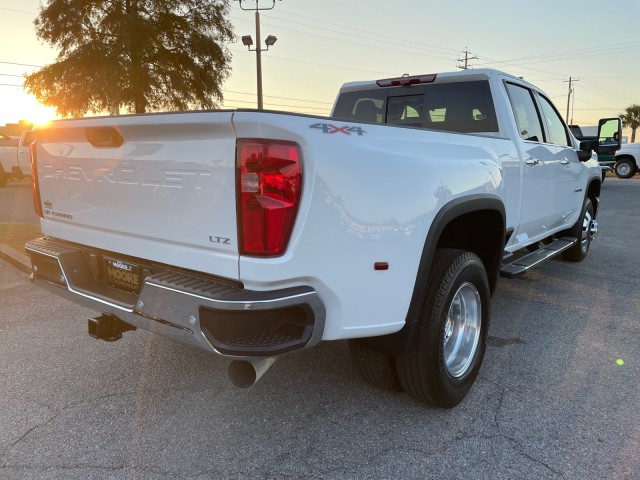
354,194,505,356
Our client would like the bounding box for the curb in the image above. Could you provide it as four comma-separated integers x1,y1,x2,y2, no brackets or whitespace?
0,243,31,274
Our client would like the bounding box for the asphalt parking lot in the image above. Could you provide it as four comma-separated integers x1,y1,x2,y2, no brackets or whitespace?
1,178,639,479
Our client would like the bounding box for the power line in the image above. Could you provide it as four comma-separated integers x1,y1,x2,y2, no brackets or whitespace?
223,98,329,112
0,7,37,15
578,81,637,105
224,89,332,105
0,61,43,68
231,48,396,76
477,44,640,78
236,14,461,60
473,41,640,82
258,8,462,56
239,18,456,63
478,41,640,67
230,45,396,76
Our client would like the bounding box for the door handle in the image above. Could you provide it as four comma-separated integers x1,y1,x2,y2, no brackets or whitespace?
525,158,540,166
561,160,570,165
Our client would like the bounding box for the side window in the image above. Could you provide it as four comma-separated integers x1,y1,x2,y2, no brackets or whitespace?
505,83,544,142
537,94,570,147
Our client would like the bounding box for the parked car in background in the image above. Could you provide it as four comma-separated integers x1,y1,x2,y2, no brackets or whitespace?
613,142,640,179
0,129,34,187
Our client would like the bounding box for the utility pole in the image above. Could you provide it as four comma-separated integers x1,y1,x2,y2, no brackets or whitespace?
237,0,280,110
457,48,478,70
564,77,579,123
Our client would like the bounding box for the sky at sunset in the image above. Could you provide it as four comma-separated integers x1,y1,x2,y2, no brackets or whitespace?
1,0,640,135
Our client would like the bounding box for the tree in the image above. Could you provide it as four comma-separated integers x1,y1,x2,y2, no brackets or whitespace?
24,0,234,117
621,104,640,143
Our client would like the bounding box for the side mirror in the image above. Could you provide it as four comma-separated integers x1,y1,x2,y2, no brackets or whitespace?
597,117,622,151
578,140,597,161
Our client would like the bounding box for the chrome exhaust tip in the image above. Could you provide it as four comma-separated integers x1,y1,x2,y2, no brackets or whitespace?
228,357,276,388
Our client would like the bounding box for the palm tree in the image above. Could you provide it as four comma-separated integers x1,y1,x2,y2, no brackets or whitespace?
621,104,640,143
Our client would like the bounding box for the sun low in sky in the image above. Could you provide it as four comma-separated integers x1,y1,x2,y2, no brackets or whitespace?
6,89,60,126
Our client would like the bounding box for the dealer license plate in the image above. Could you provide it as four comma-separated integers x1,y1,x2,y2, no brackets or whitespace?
104,257,142,293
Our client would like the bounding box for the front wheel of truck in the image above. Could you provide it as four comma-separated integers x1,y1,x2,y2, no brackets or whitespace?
396,249,489,408
562,197,594,262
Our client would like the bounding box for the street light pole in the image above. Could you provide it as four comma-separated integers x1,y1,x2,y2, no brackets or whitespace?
238,0,280,110
255,9,263,110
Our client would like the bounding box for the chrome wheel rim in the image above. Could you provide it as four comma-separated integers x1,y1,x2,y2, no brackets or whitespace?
443,282,482,378
581,210,593,250
617,163,631,176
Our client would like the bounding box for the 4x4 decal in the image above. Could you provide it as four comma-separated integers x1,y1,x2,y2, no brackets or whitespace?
310,123,366,136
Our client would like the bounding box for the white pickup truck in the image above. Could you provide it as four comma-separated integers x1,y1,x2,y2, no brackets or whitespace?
25,69,621,408
0,130,34,187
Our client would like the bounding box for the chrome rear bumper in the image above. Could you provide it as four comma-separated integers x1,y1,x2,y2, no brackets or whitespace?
25,237,325,358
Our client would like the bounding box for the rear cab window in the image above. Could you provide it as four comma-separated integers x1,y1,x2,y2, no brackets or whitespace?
333,80,499,134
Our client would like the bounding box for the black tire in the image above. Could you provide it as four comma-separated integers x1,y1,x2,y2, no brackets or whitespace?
614,158,636,179
348,340,402,392
0,168,7,188
562,197,594,262
395,249,490,408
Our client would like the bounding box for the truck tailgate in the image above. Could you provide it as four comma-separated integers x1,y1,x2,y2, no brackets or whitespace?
35,112,240,280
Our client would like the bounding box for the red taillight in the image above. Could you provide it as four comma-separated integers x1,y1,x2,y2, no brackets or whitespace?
30,142,43,218
237,139,302,256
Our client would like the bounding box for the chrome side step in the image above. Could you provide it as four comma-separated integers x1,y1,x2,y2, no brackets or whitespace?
500,237,576,278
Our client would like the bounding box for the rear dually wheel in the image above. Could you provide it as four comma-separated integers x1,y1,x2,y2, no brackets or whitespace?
396,249,490,408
